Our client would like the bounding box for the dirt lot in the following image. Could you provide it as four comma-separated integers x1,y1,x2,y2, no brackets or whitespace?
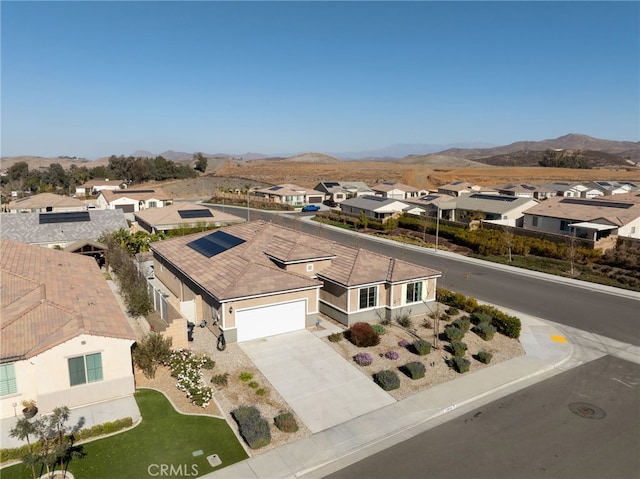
159,161,640,196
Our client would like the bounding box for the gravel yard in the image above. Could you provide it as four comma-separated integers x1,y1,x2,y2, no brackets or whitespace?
134,308,524,455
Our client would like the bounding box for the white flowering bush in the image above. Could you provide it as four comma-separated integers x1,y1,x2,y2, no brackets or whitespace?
166,349,213,408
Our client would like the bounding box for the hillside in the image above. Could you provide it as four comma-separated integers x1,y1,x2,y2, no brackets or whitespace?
473,149,633,168
398,154,490,167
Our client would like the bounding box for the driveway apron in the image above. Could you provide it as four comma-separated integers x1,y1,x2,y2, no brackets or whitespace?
239,329,396,433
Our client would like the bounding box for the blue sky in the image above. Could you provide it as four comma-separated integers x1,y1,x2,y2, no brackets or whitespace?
2,1,638,159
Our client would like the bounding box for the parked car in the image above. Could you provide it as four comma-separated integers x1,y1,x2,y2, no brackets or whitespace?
323,199,338,207
301,204,320,212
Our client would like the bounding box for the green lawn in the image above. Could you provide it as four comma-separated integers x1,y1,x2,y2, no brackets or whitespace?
1,389,248,479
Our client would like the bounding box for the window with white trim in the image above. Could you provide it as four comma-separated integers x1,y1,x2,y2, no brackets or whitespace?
359,286,377,309
0,364,17,396
68,353,103,386
306,263,314,272
406,281,423,303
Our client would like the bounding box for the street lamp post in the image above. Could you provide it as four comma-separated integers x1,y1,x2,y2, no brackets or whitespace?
435,201,440,253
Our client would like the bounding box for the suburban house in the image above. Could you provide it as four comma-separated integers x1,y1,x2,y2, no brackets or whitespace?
4,193,88,214
254,184,325,206
149,221,441,343
437,181,497,197
583,181,640,196
370,182,429,200
0,239,139,448
133,203,245,235
522,195,640,242
495,184,555,200
0,209,128,249
314,181,375,203
544,182,588,198
96,188,172,213
450,194,539,227
75,179,126,197
340,195,425,222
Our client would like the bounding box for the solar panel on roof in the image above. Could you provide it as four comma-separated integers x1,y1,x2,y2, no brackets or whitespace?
324,182,340,188
451,181,463,185
269,186,283,191
560,198,632,209
113,189,155,194
178,209,214,219
187,231,246,258
364,195,388,202
469,194,517,202
39,211,91,224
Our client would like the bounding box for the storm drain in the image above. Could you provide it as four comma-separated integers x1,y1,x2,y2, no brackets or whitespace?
568,402,606,419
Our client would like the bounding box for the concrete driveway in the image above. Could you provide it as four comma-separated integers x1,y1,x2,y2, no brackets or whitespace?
239,329,396,433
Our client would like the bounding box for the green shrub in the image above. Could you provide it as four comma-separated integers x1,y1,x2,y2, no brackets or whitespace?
452,316,471,333
256,388,267,396
411,339,432,356
446,307,460,316
211,372,230,387
451,341,468,357
373,370,401,391
436,288,478,312
476,350,493,364
372,324,387,335
132,332,173,379
248,381,259,389
472,305,521,338
274,412,299,433
396,313,413,328
231,406,271,449
444,324,464,342
346,322,380,347
401,361,426,380
239,372,253,382
328,332,343,342
449,357,471,373
200,355,215,370
471,311,493,325
473,322,497,341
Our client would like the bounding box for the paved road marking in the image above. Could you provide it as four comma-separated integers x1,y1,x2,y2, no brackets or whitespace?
550,335,568,343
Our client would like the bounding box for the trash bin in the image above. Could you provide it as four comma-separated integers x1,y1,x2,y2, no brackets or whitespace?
187,322,195,342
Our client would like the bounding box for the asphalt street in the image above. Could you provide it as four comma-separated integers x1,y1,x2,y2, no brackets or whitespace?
325,355,640,479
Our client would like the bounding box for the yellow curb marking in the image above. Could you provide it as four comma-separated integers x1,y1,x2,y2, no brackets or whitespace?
550,335,568,343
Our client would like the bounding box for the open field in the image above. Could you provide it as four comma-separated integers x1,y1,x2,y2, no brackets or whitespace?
212,161,640,190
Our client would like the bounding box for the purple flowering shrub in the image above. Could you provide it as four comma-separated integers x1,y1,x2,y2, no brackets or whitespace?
398,339,410,348
385,350,399,360
353,352,373,366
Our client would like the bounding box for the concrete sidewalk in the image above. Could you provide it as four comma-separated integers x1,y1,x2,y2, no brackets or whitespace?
204,312,572,479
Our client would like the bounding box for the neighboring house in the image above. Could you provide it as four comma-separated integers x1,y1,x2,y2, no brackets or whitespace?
75,179,126,197
0,209,128,249
134,203,245,235
495,184,555,200
437,181,497,197
254,184,325,206
4,193,87,214
370,182,428,200
340,195,424,222
314,181,375,203
522,196,640,241
452,194,539,227
149,220,441,343
96,188,172,213
0,239,138,448
544,182,587,198
584,181,640,196
404,194,457,220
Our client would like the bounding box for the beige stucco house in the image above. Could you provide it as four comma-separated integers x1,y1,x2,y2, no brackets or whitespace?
0,239,138,447
133,202,245,235
96,188,172,213
150,221,441,344
5,193,87,214
254,184,325,206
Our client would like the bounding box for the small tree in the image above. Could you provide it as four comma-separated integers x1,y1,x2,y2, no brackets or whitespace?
9,417,38,479
193,152,208,173
133,332,173,378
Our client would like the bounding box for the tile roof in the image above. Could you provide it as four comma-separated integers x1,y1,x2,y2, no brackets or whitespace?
134,202,245,228
8,193,87,210
340,195,410,212
523,196,640,226
1,239,135,361
255,184,325,197
99,188,171,203
150,221,441,300
0,209,128,245
455,194,538,214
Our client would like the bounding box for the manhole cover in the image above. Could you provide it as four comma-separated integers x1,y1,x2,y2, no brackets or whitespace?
568,402,606,419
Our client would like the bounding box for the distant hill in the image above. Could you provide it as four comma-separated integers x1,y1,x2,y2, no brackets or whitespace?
436,133,640,161
280,152,342,163
397,154,490,167
475,149,633,168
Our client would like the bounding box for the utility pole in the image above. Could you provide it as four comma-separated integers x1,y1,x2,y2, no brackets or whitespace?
435,201,440,253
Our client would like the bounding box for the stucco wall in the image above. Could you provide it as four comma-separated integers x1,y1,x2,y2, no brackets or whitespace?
1,334,135,420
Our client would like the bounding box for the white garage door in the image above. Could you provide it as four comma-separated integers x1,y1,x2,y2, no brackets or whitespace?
236,300,306,342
